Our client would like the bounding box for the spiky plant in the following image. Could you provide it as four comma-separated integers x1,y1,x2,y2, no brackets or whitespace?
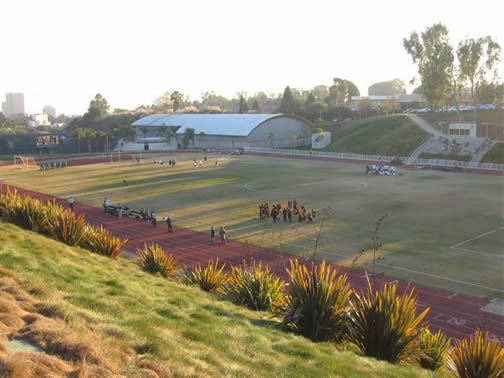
0,191,48,233
346,275,429,363
224,260,286,312
189,259,228,293
43,200,65,234
448,330,504,378
84,225,127,259
136,243,178,277
417,329,451,371
47,210,87,246
278,259,352,342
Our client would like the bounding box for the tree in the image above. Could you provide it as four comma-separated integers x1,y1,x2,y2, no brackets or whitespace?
368,79,406,96
252,99,260,112
326,78,360,108
83,128,97,152
182,128,195,149
239,95,249,114
88,94,110,117
311,85,329,101
403,23,454,110
358,98,373,118
304,92,316,111
278,86,298,114
457,36,501,103
383,99,400,116
72,128,87,153
170,91,184,112
157,127,174,144
0,112,7,128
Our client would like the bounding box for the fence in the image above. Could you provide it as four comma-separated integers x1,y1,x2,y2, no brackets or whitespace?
244,146,504,171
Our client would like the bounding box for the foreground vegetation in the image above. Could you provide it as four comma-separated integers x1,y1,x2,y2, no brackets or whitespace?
0,222,435,377
323,115,429,156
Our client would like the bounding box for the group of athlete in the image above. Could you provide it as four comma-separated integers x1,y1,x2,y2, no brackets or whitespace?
259,200,316,224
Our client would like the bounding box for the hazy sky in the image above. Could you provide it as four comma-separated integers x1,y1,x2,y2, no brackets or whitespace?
1,0,502,115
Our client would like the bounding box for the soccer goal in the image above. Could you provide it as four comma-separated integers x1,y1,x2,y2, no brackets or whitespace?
14,155,39,169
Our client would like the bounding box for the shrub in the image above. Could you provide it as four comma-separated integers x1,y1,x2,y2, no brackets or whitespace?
47,210,87,246
187,259,228,293
278,259,352,342
417,329,451,371
346,275,429,363
224,260,286,312
43,201,65,234
176,268,198,286
84,225,127,259
136,243,178,277
448,330,504,378
0,190,48,233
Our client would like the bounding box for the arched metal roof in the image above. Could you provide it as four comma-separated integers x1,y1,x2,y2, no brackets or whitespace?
132,114,305,137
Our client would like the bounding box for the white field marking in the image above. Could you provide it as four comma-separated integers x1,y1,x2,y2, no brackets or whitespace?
447,317,467,326
176,217,504,293
373,261,504,293
450,226,504,249
243,181,368,193
448,293,458,299
452,247,503,258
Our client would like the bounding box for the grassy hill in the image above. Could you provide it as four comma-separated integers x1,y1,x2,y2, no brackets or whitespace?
0,222,436,377
322,115,429,156
481,143,504,164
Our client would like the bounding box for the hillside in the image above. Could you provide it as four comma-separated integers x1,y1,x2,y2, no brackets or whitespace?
481,142,504,164
0,222,436,377
322,115,429,156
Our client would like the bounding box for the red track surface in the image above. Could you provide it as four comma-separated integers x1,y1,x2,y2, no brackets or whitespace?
1,183,503,343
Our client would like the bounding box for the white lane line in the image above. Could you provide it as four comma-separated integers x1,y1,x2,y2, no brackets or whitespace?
450,226,504,249
452,247,503,258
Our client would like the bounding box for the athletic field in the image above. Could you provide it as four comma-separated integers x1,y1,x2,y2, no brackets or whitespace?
1,152,503,300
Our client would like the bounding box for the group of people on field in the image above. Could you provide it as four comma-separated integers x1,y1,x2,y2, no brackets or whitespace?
366,164,397,176
259,200,316,224
153,159,177,166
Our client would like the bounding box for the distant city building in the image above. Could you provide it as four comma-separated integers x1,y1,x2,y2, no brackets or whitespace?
43,105,56,118
1,93,25,117
29,113,50,127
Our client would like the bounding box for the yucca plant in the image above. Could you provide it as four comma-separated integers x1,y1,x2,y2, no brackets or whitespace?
47,210,87,246
188,259,228,293
417,328,451,371
278,259,352,342
224,260,286,312
43,200,65,234
176,268,198,286
448,330,504,378
346,275,429,363
84,225,128,259
0,191,48,233
136,243,178,277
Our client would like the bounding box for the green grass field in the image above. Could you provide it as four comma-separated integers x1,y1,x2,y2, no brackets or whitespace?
322,115,430,156
0,222,436,377
1,152,503,299
482,143,504,164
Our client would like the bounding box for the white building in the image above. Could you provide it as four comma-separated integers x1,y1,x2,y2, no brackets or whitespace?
349,94,426,111
29,113,50,127
448,123,477,137
1,93,25,117
132,114,313,151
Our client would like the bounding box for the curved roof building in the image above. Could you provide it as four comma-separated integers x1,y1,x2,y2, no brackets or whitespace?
132,114,312,149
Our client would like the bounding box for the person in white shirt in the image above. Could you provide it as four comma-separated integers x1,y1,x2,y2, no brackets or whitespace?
68,197,74,211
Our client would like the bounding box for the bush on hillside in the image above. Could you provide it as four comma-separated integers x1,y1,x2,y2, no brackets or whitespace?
83,225,127,259
345,275,429,363
0,190,48,233
278,260,352,342
417,329,451,371
47,210,87,246
224,260,286,312
448,330,504,378
179,259,228,293
136,243,178,277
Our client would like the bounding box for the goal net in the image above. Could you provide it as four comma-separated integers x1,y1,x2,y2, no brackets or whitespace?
14,155,39,169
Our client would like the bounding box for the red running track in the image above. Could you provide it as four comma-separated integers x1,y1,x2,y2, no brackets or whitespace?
1,183,503,343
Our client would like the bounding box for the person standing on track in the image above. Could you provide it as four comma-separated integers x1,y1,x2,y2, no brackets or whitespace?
68,197,74,212
166,216,174,233
219,226,226,244
210,226,215,245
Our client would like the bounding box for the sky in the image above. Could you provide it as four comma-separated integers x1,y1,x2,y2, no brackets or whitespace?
0,0,502,115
